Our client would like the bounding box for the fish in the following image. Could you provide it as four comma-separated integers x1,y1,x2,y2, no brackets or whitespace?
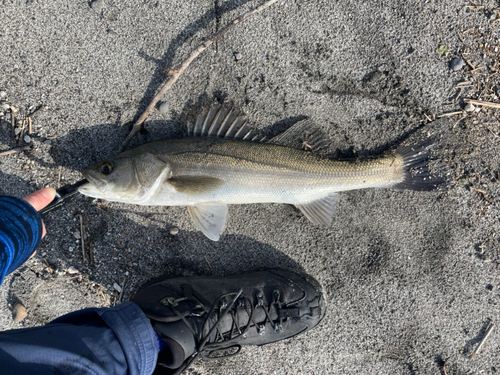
78,107,442,241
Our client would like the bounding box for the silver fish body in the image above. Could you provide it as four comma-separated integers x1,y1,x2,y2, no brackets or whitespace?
79,109,438,240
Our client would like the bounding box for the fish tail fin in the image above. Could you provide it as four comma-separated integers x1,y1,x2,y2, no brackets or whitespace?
391,140,444,191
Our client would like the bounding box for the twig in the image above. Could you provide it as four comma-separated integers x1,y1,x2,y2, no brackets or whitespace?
0,145,31,157
470,320,494,359
77,214,86,262
204,255,212,269
119,0,280,152
441,357,450,375
453,115,466,128
438,111,463,117
98,287,109,304
470,65,484,73
464,99,500,109
10,112,15,141
452,87,462,102
462,56,475,70
471,187,487,195
28,117,32,134
88,234,95,265
486,127,499,137
118,279,127,304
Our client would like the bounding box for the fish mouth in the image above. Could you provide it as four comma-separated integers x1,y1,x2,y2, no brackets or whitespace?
78,174,108,197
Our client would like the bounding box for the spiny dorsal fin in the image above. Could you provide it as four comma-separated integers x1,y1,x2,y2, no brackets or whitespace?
269,119,331,153
188,107,257,141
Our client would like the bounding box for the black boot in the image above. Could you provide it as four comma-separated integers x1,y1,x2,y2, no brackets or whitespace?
131,268,326,374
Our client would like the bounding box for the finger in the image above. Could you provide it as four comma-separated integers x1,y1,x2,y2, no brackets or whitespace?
22,187,56,212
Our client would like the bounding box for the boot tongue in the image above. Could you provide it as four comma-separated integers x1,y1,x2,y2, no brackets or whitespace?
153,320,197,369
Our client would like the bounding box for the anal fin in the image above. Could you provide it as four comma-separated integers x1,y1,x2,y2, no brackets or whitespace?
295,193,339,226
187,203,228,241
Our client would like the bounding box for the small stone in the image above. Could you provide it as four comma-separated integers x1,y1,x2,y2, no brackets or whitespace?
90,0,105,11
125,271,129,276
170,227,179,235
464,103,475,112
1,103,10,111
0,112,4,117
14,128,22,135
44,139,52,145
67,266,79,275
450,57,464,71
488,12,497,21
0,91,6,99
234,52,243,62
23,135,31,143
475,106,481,112
73,230,81,239
69,246,74,252
113,283,122,293
12,302,27,322
158,102,169,114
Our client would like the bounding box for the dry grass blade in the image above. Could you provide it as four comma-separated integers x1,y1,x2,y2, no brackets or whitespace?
464,99,500,109
119,0,280,152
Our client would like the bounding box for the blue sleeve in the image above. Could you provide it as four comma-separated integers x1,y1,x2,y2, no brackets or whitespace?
0,196,43,286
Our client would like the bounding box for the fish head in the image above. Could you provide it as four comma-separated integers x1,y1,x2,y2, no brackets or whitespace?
79,152,170,203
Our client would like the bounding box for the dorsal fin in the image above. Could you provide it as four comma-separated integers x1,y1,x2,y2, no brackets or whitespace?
269,119,331,153
188,107,258,141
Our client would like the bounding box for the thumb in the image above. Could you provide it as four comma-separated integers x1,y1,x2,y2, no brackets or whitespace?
22,187,56,212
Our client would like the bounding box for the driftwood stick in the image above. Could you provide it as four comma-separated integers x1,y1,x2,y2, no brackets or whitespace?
119,0,280,152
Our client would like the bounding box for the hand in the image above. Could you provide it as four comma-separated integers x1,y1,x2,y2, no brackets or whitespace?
22,187,56,239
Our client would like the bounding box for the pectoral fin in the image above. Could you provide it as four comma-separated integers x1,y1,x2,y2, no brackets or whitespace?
295,193,339,226
187,203,229,241
167,176,224,196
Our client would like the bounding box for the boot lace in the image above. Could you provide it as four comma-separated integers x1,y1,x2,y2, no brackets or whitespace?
165,287,285,374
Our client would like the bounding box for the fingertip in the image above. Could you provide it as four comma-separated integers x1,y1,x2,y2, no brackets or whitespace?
40,187,56,201
23,187,56,211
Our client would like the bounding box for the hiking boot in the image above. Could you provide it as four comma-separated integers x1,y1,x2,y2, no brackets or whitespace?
131,268,326,374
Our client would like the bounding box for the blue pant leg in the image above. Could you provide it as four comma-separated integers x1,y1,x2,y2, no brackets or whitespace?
0,302,158,375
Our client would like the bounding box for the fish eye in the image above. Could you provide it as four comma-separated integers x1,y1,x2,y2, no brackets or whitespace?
101,162,113,175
